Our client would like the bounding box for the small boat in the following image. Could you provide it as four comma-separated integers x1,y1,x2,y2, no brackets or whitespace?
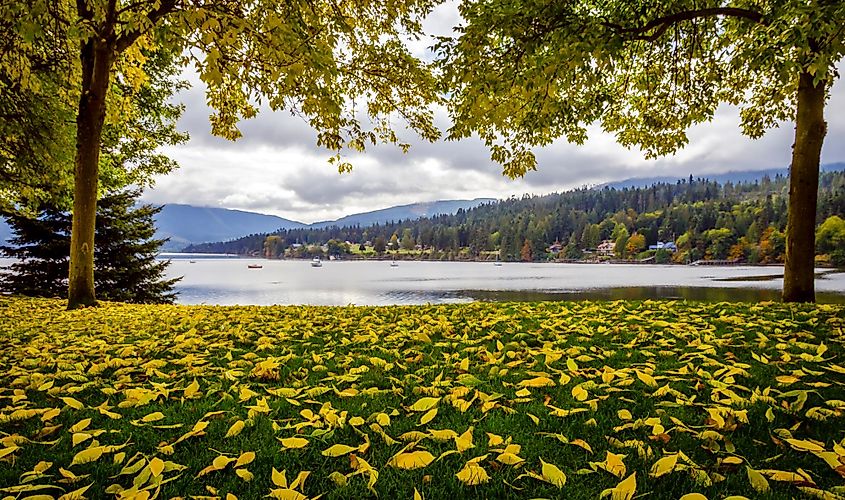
311,257,323,268
189,260,197,264
247,264,263,269
494,261,502,266
390,260,399,267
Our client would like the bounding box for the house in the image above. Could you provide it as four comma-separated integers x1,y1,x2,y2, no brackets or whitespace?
597,239,616,256
548,241,564,254
648,241,677,252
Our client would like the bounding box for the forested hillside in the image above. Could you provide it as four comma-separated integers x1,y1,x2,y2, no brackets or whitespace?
186,171,845,264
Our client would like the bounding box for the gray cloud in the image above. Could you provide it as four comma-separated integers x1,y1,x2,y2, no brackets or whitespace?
145,30,845,224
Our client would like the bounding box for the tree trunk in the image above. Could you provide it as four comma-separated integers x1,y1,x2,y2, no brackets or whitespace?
783,71,826,303
68,41,112,309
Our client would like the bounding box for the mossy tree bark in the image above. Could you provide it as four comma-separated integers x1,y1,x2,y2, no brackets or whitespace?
783,71,826,303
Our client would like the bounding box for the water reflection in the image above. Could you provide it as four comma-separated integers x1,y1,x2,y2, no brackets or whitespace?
158,258,845,306
462,286,845,304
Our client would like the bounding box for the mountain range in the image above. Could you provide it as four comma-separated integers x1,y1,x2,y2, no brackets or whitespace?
2,164,843,250
598,162,845,190
153,198,494,251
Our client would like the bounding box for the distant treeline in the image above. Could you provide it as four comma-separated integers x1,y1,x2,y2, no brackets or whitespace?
185,171,845,264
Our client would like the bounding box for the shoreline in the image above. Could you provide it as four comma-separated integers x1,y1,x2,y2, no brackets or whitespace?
160,252,843,270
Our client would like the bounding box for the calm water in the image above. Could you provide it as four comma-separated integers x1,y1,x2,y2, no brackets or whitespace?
159,255,845,305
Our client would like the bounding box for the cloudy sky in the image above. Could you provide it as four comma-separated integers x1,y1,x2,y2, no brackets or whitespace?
144,2,845,224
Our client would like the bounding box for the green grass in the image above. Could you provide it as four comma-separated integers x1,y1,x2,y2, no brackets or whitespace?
0,297,844,499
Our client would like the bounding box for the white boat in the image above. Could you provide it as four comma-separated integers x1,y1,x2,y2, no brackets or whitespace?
310,257,323,268
390,260,399,267
494,261,502,266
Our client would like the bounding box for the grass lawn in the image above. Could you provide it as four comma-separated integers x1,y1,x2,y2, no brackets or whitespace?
1,296,844,499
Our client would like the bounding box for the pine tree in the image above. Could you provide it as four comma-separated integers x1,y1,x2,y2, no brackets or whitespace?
1,190,179,303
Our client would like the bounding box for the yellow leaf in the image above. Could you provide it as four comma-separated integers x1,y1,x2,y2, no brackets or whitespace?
519,376,555,388
272,467,288,488
649,454,678,478
71,446,103,466
429,428,457,441
69,418,91,433
388,450,435,469
414,487,423,500
148,457,165,477
72,432,92,447
290,470,310,490
678,494,708,500
497,452,524,465
349,416,365,426
604,451,627,478
322,444,358,457
602,472,636,500
409,397,440,412
746,467,770,493
570,439,593,453
236,468,254,481
617,409,632,421
41,407,61,421
420,408,438,425
268,488,307,500
61,397,84,410
141,412,165,423
786,438,825,452
455,427,474,453
636,370,657,388
184,379,200,398
213,455,233,470
376,412,391,427
0,445,20,459
279,437,309,449
328,471,347,486
487,433,504,447
235,451,255,467
57,483,92,500
225,420,245,438
456,462,490,485
571,385,588,401
541,458,567,488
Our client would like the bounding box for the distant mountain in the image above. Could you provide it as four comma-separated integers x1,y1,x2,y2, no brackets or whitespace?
154,204,306,251
310,198,497,229
1,199,497,251
598,162,845,190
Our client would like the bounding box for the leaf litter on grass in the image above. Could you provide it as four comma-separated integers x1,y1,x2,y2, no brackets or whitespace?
0,296,843,499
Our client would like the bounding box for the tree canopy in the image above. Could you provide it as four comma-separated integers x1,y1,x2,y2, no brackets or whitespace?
438,1,843,177
437,0,844,301
1,0,443,307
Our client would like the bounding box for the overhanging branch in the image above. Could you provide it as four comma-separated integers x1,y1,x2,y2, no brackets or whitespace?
604,7,766,42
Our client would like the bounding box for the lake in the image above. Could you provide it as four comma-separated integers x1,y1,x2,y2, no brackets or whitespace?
160,254,845,305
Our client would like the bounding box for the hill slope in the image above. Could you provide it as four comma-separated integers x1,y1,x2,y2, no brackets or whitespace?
310,198,496,228
599,162,845,190
154,204,306,251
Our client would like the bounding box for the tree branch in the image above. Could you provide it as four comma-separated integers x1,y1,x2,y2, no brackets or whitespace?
604,7,766,42
114,0,178,53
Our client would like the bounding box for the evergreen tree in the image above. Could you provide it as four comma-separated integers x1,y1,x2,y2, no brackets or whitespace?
1,190,179,303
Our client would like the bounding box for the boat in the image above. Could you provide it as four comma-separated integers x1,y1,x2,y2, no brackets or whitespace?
247,264,263,269
390,260,399,267
189,260,197,264
311,257,323,268
494,261,502,266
